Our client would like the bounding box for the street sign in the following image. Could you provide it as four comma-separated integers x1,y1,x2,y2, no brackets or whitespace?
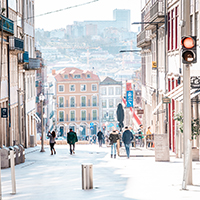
162,97,171,104
90,126,94,130
126,91,133,107
1,108,8,118
90,122,94,126
137,109,144,115
191,76,200,88
152,61,157,69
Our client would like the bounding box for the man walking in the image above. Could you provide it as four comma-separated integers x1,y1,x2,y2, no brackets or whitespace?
97,129,104,147
122,126,133,158
67,128,78,155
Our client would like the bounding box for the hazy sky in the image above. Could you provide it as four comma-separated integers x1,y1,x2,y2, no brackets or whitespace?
35,0,141,32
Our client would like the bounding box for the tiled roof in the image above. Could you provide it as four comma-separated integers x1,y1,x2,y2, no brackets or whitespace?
100,76,122,85
54,67,100,82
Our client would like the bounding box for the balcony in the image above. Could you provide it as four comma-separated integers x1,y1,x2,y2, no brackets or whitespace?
9,36,24,51
18,51,29,64
137,29,151,48
0,15,14,36
146,0,165,30
24,58,40,70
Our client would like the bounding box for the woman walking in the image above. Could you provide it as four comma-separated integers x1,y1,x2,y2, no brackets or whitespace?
109,130,120,158
47,130,56,155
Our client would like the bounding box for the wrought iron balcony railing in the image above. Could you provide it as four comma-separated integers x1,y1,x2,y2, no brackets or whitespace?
9,36,24,51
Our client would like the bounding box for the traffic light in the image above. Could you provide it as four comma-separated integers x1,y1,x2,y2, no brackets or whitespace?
181,36,197,64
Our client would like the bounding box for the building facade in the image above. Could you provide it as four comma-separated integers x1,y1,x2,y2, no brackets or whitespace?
54,68,100,137
99,77,122,133
137,0,200,155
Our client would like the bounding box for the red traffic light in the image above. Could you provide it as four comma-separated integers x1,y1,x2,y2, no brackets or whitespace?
181,37,195,49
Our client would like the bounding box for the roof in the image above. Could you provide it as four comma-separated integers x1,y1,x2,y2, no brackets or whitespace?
54,67,100,82
100,76,122,85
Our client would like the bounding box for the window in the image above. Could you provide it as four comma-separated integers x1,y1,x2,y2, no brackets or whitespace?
70,85,75,92
81,110,86,121
109,111,114,120
59,111,64,122
103,111,107,120
175,6,179,49
171,9,174,50
92,84,97,91
93,110,97,120
101,87,107,95
92,96,97,106
64,75,68,79
168,12,170,50
108,87,114,95
70,111,75,121
116,98,121,106
81,84,86,91
70,97,75,107
81,96,86,107
86,74,91,78
109,99,114,108
59,85,64,92
59,97,64,107
74,74,81,79
102,100,107,108
115,87,121,95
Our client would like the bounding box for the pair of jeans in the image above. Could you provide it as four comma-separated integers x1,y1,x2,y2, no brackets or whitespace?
125,143,131,158
98,139,103,147
69,144,75,154
111,143,117,155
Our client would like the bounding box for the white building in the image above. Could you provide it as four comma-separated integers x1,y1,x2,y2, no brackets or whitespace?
99,77,122,133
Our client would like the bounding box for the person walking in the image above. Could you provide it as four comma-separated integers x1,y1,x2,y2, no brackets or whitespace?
92,134,97,144
122,126,133,159
97,129,104,147
138,124,144,147
67,128,78,155
109,130,120,158
146,126,152,147
47,130,56,155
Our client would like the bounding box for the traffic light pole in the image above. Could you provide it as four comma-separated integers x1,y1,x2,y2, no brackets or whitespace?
182,0,192,189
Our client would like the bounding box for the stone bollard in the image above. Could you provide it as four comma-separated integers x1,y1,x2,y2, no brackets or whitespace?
81,163,93,190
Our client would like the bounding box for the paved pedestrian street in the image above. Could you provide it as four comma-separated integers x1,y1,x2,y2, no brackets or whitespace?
1,145,200,200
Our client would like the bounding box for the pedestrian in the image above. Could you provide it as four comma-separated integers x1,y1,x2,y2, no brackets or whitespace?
138,124,144,147
67,128,78,155
47,130,56,155
109,130,120,158
122,126,133,159
85,134,89,144
97,129,104,147
146,126,152,147
92,134,97,144
129,126,135,147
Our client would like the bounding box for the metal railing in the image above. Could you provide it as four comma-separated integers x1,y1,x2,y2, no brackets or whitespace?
9,36,24,51
137,29,151,47
150,0,164,21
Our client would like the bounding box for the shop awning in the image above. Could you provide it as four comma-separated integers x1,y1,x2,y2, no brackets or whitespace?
152,84,200,115
31,113,41,123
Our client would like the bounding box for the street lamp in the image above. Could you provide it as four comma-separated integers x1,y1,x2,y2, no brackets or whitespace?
39,93,45,152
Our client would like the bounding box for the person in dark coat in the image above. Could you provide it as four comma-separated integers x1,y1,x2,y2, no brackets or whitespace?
67,128,78,155
97,130,104,147
109,130,120,158
122,126,133,158
47,130,56,155
92,134,97,144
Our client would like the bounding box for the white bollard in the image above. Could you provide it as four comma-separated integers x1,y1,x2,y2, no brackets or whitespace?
10,150,16,194
82,163,93,190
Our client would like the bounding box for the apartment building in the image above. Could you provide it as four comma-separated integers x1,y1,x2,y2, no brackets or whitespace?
0,0,39,148
54,67,100,137
99,77,122,133
137,0,200,154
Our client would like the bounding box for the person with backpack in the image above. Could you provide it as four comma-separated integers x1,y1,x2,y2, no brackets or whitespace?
47,130,56,155
109,130,120,158
138,124,144,147
122,126,133,159
67,128,78,155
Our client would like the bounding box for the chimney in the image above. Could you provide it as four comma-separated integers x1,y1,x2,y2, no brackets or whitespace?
52,70,56,75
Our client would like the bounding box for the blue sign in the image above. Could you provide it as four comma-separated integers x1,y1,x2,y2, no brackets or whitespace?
90,122,94,126
126,91,133,107
90,126,94,130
